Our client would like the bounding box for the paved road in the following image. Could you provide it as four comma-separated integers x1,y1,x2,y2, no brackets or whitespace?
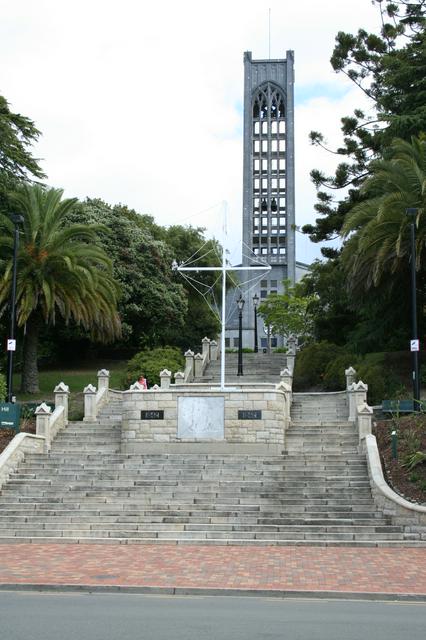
1,592,426,640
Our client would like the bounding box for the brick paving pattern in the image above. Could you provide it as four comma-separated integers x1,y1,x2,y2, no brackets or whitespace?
0,544,425,594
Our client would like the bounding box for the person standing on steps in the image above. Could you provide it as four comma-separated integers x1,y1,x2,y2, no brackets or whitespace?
138,374,148,390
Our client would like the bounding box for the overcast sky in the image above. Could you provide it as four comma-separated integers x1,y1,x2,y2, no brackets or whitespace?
0,0,381,264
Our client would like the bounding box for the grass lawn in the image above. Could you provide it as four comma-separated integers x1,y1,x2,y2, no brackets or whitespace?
12,360,127,402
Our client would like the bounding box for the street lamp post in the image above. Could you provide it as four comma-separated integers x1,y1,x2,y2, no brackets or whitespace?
406,208,421,409
253,293,259,353
7,214,24,403
237,295,245,376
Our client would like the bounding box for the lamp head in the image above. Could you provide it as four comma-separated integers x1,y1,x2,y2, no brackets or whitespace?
253,293,259,307
237,295,245,311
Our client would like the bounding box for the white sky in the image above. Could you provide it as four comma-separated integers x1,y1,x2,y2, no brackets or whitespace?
0,0,381,264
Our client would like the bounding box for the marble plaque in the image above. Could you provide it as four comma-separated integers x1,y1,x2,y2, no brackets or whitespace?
141,410,164,420
178,396,224,440
238,410,262,420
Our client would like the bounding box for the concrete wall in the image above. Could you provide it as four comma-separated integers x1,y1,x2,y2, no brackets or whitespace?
122,388,288,454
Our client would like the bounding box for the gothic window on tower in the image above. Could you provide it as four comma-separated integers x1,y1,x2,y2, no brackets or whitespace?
251,81,288,264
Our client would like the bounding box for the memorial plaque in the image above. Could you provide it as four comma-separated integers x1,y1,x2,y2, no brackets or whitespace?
178,396,224,439
141,410,164,420
238,410,262,420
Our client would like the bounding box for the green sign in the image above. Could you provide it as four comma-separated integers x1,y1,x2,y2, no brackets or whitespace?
0,403,21,432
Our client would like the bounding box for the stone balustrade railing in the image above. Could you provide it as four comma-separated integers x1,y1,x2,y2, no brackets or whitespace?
285,336,297,375
35,381,70,450
0,433,45,491
0,381,70,489
173,337,219,384
83,369,110,421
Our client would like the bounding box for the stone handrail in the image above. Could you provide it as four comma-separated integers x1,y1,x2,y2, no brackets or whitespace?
175,337,218,384
35,403,68,451
364,434,426,532
184,350,195,382
0,433,45,491
83,369,110,421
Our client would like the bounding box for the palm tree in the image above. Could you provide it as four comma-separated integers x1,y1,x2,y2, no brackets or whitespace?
0,184,121,393
341,136,426,291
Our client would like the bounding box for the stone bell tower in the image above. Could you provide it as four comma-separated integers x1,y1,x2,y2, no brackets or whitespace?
242,50,295,285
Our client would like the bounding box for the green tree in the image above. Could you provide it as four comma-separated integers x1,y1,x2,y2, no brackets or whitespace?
64,199,188,352
0,185,121,393
258,280,316,343
296,257,358,345
341,136,426,290
163,225,221,349
298,2,426,356
0,95,45,213
304,0,426,243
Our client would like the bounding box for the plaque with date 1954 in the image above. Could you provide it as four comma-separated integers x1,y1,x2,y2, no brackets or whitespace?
141,410,164,420
238,410,262,420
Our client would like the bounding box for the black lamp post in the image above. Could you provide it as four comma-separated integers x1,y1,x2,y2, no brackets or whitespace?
7,214,24,403
253,293,259,353
406,208,421,409
237,294,245,376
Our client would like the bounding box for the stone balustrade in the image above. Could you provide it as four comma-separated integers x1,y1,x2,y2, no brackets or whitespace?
184,350,195,382
83,370,110,421
0,433,45,491
348,380,368,422
35,381,70,450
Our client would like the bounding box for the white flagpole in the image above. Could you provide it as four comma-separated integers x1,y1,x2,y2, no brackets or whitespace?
175,200,270,391
220,201,227,390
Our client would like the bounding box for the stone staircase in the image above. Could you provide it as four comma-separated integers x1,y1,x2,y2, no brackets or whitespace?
291,391,349,425
0,394,418,546
197,352,288,384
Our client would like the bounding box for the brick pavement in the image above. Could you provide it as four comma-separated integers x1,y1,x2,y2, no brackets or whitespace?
0,544,425,596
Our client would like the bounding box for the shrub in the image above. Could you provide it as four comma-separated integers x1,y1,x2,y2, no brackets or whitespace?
0,372,6,401
323,352,359,391
125,346,185,388
356,362,386,405
293,341,346,391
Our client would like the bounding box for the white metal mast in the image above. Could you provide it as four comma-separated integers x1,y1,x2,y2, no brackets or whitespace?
175,202,270,390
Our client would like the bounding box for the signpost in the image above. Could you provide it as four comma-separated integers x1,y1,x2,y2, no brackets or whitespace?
0,403,21,432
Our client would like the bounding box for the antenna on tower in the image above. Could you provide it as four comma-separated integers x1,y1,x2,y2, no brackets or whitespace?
268,7,271,59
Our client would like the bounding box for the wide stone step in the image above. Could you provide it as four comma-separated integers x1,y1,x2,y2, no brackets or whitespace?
0,528,405,542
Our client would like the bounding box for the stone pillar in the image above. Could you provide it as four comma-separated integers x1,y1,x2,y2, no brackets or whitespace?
160,369,172,389
194,353,204,379
83,383,97,422
97,369,110,391
280,368,293,389
287,336,297,354
184,349,194,382
174,371,185,386
202,337,211,364
286,352,295,375
345,366,356,389
348,380,368,422
210,340,218,361
357,402,373,442
275,381,292,443
54,382,70,422
35,402,52,451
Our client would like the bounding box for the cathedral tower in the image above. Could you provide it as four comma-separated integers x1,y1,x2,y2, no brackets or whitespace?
242,51,295,285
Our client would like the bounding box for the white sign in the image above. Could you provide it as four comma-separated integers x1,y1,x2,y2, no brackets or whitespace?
178,396,224,440
7,339,16,352
410,339,420,352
